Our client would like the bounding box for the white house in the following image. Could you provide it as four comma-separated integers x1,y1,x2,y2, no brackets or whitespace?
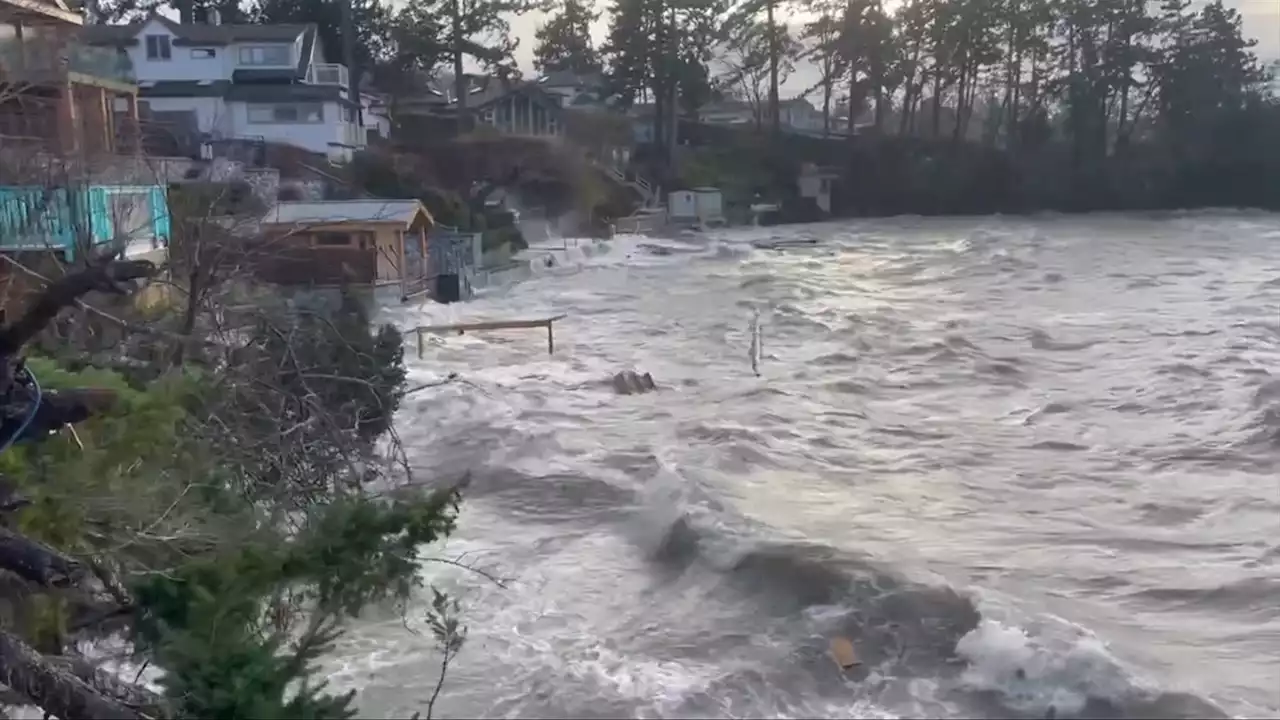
83,14,389,162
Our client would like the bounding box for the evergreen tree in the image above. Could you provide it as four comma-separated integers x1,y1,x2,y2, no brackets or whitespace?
534,0,602,74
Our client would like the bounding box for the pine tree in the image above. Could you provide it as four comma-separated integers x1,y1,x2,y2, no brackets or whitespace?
534,0,602,74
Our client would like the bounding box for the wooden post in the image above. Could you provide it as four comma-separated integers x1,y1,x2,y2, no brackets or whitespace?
546,320,554,355
416,328,425,359
56,82,77,155
126,93,140,155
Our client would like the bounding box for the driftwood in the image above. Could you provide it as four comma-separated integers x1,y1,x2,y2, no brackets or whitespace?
0,255,163,719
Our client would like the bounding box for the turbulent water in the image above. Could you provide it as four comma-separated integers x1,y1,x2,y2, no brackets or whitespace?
330,212,1280,720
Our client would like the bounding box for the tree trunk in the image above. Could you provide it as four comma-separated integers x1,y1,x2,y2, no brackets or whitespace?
451,0,467,136
847,74,858,138
766,0,781,134
0,528,83,588
930,71,943,137
822,82,832,136
0,630,146,720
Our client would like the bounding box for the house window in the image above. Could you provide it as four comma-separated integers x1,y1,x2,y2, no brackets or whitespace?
190,48,216,59
246,103,324,124
145,35,171,60
481,109,494,125
238,45,291,66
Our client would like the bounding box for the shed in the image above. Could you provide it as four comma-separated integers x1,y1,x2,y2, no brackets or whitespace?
257,199,435,294
668,190,697,221
691,187,725,226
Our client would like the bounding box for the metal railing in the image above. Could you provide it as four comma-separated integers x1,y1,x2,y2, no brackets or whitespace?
306,62,349,87
597,161,657,206
615,208,666,235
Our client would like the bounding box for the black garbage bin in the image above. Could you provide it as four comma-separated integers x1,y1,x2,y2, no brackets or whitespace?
436,274,462,304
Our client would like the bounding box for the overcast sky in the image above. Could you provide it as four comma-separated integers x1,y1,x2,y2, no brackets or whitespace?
504,0,1280,95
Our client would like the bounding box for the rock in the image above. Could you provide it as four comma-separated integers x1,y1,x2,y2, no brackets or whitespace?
829,636,860,670
611,370,657,395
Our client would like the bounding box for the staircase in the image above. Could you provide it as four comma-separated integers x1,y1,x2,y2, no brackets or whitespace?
595,160,660,209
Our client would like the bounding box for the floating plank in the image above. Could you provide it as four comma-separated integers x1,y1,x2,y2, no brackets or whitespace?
414,315,567,357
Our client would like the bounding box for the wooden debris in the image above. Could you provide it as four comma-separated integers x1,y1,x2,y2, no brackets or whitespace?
829,636,861,670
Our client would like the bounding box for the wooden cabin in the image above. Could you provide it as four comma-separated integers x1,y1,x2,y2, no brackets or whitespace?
0,0,142,158
256,199,434,299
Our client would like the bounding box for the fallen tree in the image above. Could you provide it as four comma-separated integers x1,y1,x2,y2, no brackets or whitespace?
0,255,160,718
0,252,474,719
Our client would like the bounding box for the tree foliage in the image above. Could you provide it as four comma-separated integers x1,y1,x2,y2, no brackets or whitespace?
0,250,472,719
654,0,1279,213
534,0,603,74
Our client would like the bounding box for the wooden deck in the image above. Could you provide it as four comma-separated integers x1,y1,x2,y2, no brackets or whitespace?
413,314,567,357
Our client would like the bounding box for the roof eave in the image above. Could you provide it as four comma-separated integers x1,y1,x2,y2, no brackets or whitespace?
2,0,83,25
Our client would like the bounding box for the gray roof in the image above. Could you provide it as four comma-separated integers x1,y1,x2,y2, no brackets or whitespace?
263,200,432,227
537,70,604,89
136,80,356,107
83,17,311,47
410,74,563,111
138,80,232,97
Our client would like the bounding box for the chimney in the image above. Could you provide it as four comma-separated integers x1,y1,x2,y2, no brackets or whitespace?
207,8,221,25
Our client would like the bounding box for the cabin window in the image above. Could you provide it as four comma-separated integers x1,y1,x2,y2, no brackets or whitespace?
247,103,324,124
238,45,291,67
145,35,171,60
312,231,373,247
314,232,351,246
190,48,216,59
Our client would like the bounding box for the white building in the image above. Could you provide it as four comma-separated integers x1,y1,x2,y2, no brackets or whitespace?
83,14,390,162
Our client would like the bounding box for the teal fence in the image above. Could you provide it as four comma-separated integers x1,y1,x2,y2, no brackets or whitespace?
0,185,170,260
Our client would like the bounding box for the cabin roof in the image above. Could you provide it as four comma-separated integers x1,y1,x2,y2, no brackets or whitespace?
263,199,433,228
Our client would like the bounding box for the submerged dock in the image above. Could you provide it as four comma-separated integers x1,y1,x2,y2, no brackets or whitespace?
413,314,567,357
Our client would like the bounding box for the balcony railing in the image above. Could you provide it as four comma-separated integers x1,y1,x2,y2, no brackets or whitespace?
0,36,135,86
306,62,348,87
